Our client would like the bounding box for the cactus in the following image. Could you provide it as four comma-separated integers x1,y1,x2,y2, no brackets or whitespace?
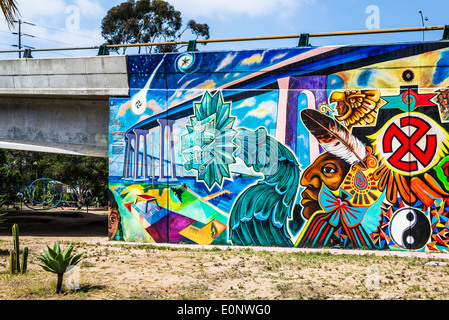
9,250,16,275
8,224,28,275
12,224,19,272
21,247,28,274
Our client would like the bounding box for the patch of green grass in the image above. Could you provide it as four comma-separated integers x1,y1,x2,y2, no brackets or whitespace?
178,283,212,300
0,271,53,298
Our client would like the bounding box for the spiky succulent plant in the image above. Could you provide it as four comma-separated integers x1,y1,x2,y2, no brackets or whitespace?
35,242,84,293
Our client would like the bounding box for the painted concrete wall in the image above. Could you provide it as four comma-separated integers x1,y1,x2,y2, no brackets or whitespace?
0,56,129,157
109,41,449,253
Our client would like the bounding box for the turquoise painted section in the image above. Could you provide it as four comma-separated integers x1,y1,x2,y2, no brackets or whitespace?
109,40,449,253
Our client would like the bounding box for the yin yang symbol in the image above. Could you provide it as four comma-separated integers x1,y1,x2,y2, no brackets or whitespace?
389,207,431,250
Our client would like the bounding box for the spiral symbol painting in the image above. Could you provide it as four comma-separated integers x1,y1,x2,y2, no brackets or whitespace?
354,169,368,190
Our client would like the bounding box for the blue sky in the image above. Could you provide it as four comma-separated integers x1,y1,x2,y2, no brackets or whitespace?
0,0,448,58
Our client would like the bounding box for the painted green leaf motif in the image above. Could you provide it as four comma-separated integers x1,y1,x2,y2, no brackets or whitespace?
181,91,237,190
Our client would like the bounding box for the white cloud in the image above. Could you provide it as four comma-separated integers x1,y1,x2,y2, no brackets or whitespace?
242,100,277,120
234,97,256,109
16,0,68,21
215,52,237,71
16,0,105,21
73,0,104,18
0,0,104,56
270,52,288,64
169,0,310,20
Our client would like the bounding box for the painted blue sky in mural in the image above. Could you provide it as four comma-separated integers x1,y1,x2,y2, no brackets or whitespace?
1,0,448,59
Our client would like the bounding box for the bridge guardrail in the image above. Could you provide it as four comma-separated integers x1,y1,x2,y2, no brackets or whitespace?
0,25,446,58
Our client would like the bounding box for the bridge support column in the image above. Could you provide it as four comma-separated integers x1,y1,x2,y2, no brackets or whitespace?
123,133,136,179
133,129,149,180
123,129,150,180
157,119,177,181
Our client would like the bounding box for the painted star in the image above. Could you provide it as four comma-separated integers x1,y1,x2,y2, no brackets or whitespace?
180,56,192,67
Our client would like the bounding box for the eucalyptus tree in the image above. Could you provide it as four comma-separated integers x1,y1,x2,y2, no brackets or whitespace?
101,0,210,54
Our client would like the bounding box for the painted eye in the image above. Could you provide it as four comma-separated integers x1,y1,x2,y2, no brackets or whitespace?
322,165,337,174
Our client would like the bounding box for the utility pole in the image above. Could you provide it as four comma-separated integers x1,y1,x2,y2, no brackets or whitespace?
18,19,21,58
12,19,35,58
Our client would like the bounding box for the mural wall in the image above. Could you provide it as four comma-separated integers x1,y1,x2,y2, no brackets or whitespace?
109,40,449,252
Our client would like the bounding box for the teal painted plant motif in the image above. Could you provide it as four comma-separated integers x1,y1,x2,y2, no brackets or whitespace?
181,90,302,247
229,127,301,247
181,91,238,190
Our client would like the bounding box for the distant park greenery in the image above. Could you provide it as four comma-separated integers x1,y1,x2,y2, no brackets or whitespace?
0,149,108,207
101,0,210,54
0,149,21,206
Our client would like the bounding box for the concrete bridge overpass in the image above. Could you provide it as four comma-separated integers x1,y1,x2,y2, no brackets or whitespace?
0,55,129,158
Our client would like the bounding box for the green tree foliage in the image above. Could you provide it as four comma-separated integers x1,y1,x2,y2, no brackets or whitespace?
0,149,21,206
39,153,108,206
101,0,210,54
1,150,108,207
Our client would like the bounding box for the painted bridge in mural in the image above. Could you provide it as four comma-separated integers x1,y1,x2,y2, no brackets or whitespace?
121,41,449,182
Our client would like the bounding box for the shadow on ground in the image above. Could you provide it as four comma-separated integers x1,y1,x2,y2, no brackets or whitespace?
0,208,108,237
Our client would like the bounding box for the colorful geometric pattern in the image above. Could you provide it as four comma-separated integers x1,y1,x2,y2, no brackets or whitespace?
427,200,449,251
342,169,378,206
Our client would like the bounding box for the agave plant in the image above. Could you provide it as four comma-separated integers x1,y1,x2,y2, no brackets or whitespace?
35,242,84,293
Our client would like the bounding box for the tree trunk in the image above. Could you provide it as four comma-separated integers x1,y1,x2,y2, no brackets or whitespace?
56,273,64,293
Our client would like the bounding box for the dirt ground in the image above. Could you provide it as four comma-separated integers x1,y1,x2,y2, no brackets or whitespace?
1,208,449,301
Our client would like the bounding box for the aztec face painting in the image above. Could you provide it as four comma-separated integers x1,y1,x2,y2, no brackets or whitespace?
109,40,449,252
